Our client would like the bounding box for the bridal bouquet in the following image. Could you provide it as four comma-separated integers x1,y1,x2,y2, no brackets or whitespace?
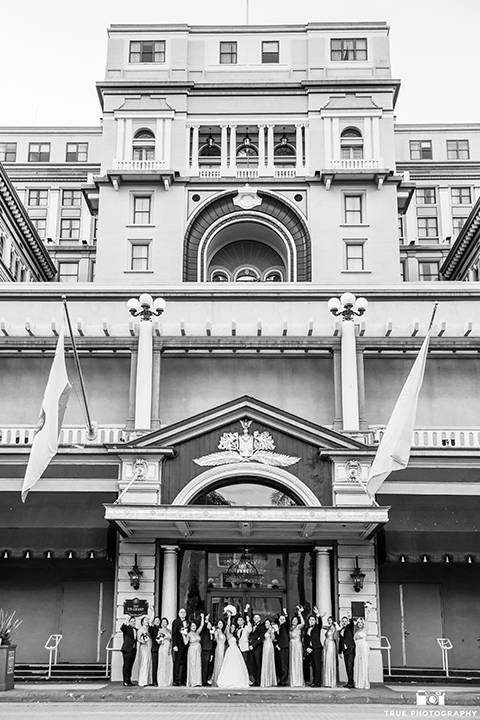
224,604,237,616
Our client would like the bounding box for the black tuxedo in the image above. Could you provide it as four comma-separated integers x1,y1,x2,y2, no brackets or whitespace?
120,623,137,685
200,625,215,685
275,618,290,686
172,617,188,685
149,624,161,684
339,619,355,687
248,622,265,686
304,622,323,686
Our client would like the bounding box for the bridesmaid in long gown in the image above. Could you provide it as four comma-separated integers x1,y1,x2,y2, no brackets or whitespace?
289,607,305,687
156,617,173,687
354,602,372,689
322,616,339,688
185,613,205,687
137,616,153,687
260,618,277,687
212,619,226,686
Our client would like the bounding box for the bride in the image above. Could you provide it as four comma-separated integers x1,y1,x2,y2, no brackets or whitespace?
217,608,249,688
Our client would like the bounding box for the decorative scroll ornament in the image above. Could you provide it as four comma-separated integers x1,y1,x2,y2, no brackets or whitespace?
133,458,149,481
232,184,262,210
193,420,300,468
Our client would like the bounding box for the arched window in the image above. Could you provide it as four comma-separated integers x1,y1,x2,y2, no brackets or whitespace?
199,128,221,157
208,239,286,283
192,481,301,506
132,129,155,161
341,127,363,160
211,270,230,282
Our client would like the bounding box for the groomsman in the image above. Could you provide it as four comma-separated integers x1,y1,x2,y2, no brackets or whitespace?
120,616,137,686
200,617,215,686
172,608,188,686
304,608,323,687
148,616,161,686
274,609,289,686
248,612,265,687
339,614,356,688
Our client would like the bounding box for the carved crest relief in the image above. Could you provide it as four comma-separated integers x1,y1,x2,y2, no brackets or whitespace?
193,419,301,468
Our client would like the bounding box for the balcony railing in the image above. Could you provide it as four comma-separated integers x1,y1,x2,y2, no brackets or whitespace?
0,426,126,446
371,427,480,449
325,159,383,171
112,160,167,171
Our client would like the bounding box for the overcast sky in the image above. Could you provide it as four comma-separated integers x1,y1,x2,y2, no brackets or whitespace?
1,0,478,127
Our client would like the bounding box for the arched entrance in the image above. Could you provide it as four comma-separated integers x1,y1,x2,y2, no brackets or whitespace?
183,189,311,282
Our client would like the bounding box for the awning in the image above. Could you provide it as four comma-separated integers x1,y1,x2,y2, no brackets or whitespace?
378,495,480,562
104,503,389,543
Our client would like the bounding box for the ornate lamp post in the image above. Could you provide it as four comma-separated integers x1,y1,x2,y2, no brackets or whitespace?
327,292,368,432
127,293,166,431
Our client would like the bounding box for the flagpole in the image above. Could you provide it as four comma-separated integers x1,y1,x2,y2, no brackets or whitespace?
428,301,439,331
61,295,97,440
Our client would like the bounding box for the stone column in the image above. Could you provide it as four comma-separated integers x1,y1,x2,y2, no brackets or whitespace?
151,345,161,430
116,119,125,163
155,118,164,164
332,346,343,431
323,117,332,168
267,124,275,173
126,348,138,431
332,117,340,160
372,116,381,160
356,344,367,430
125,119,133,161
220,125,228,175
191,125,200,175
163,119,172,169
363,116,373,160
135,320,153,431
186,125,192,174
295,124,303,173
229,125,237,175
314,547,332,618
258,125,266,174
341,320,359,432
161,546,179,622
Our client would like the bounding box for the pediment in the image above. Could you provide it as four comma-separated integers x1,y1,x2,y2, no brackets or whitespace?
117,95,174,112
123,396,367,452
322,93,380,111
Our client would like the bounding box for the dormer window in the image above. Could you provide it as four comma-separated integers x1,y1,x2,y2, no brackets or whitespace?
132,129,155,161
129,40,165,64
341,127,363,160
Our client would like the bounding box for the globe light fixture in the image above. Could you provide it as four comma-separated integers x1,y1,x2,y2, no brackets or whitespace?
127,293,166,321
328,292,368,321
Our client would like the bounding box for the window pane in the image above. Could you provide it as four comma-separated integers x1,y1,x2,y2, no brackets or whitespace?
262,41,279,63
346,244,364,271
58,263,79,282
417,218,438,237
0,143,17,162
133,196,151,224
131,244,149,270
345,195,362,223
416,188,436,204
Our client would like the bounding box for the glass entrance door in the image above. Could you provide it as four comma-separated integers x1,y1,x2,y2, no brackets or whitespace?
208,590,284,625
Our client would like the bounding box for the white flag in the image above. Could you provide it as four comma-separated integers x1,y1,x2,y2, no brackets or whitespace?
21,326,71,502
366,329,432,497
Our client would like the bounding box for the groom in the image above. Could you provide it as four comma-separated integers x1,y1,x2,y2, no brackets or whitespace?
248,611,265,687
339,614,356,689
172,608,188,686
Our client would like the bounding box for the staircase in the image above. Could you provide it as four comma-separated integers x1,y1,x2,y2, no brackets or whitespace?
385,667,480,685
15,663,109,683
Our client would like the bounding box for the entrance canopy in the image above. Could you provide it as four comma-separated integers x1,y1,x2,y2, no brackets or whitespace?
104,503,388,543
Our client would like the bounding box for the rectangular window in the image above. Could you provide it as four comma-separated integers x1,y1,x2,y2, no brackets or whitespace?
28,143,50,162
58,262,79,282
262,41,279,63
417,217,438,238
220,42,237,64
345,243,365,271
129,40,165,63
331,38,367,61
416,188,436,204
400,260,407,282
133,196,152,224
62,189,82,206
0,143,17,162
447,140,469,160
418,261,439,281
65,143,88,162
31,218,47,239
410,140,433,160
398,215,405,241
131,243,150,271
452,217,467,234
60,218,81,239
28,189,48,206
451,187,471,204
344,195,363,224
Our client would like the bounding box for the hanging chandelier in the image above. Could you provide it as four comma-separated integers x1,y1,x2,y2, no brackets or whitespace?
225,549,262,587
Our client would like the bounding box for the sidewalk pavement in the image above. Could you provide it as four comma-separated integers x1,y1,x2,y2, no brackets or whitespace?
1,683,480,705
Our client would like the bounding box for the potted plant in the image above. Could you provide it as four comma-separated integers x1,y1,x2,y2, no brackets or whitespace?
0,609,22,691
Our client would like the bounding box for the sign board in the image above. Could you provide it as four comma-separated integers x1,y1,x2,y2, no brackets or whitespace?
123,598,149,617
351,601,365,619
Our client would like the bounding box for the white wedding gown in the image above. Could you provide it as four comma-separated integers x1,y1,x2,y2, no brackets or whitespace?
217,637,249,688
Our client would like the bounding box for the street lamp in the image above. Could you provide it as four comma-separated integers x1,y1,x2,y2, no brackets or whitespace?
127,293,166,321
327,292,368,432
127,292,166,431
327,292,368,321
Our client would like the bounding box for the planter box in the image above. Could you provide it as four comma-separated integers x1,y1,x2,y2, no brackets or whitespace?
0,645,16,691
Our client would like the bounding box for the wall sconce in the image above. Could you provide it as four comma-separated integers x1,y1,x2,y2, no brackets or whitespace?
2,550,10,559
128,554,143,590
350,556,365,592
465,555,475,564
399,555,408,563
421,554,430,563
443,554,453,563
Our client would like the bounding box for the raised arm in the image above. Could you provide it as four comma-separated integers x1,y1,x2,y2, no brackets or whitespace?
198,612,206,635
297,606,305,629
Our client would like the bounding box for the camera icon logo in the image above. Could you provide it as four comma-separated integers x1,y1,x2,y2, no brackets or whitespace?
416,691,445,705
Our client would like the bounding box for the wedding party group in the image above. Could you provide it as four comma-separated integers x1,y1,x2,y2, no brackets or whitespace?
120,601,372,690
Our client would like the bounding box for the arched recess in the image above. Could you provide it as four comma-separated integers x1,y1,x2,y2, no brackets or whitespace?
171,463,322,507
183,190,311,282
